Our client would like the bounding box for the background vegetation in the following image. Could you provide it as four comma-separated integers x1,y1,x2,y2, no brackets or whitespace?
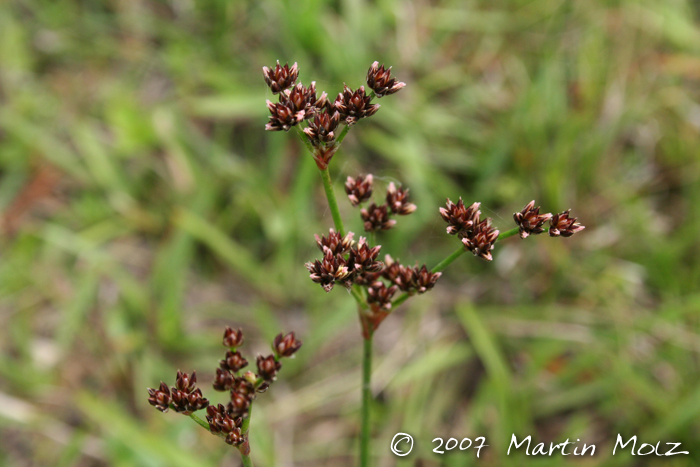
1,0,699,465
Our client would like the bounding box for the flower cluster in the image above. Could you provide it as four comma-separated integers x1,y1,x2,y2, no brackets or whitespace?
344,175,417,232
147,327,302,455
306,232,383,293
440,198,499,261
514,201,585,238
548,209,585,237
440,198,585,261
263,61,405,170
147,371,209,415
305,230,441,332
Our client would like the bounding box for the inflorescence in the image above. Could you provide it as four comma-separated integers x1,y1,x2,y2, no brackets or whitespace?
264,60,585,334
148,327,302,456
262,59,586,467
263,60,405,170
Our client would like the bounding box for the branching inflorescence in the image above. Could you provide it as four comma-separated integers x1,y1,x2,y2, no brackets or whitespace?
147,328,301,466
267,60,584,467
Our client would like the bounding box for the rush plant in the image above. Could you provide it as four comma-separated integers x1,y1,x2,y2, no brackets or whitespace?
263,61,585,467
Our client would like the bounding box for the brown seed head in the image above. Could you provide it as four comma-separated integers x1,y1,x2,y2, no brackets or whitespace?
345,174,374,207
381,255,412,292
170,386,209,414
256,355,282,382
213,368,235,392
147,381,171,413
262,61,299,94
220,350,248,373
273,332,303,358
549,210,585,237
348,237,383,273
303,110,341,145
386,182,416,215
366,61,406,97
305,249,353,292
280,82,320,119
334,85,380,125
233,376,256,397
354,269,382,286
461,218,499,261
265,99,302,131
360,203,396,232
175,370,197,393
228,390,252,418
411,265,442,294
381,254,401,282
513,200,553,239
223,327,244,348
314,228,354,256
440,198,481,236
206,404,241,434
225,428,245,447
367,281,398,311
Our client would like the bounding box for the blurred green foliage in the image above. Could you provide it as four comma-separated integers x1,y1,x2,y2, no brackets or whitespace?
1,0,699,465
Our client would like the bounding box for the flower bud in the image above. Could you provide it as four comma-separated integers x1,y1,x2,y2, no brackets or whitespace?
256,355,282,382
223,327,244,348
273,332,303,358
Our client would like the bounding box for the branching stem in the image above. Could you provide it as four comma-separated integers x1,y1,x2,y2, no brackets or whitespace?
390,226,534,309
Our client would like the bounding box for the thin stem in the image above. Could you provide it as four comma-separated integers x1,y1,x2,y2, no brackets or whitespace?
497,226,521,240
391,246,465,309
240,404,255,467
189,413,212,431
351,286,369,309
319,167,346,236
360,332,373,467
431,245,466,273
336,125,351,145
189,413,227,441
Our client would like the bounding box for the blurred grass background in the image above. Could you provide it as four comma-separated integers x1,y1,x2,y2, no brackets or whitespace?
1,0,700,466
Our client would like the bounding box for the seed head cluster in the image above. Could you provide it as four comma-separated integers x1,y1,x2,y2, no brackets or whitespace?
344,174,416,232
440,198,586,261
513,201,585,238
306,231,383,293
147,371,209,415
549,209,585,237
345,174,373,207
263,61,405,170
305,229,441,333
440,198,499,261
147,327,301,453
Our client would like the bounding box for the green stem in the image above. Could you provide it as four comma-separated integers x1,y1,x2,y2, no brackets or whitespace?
189,413,212,431
189,413,227,441
240,404,255,467
336,124,351,145
431,245,466,273
360,332,373,467
319,167,346,236
391,246,465,309
351,286,369,309
497,226,521,241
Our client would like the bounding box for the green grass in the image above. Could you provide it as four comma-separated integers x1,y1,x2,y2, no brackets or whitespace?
1,0,700,465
